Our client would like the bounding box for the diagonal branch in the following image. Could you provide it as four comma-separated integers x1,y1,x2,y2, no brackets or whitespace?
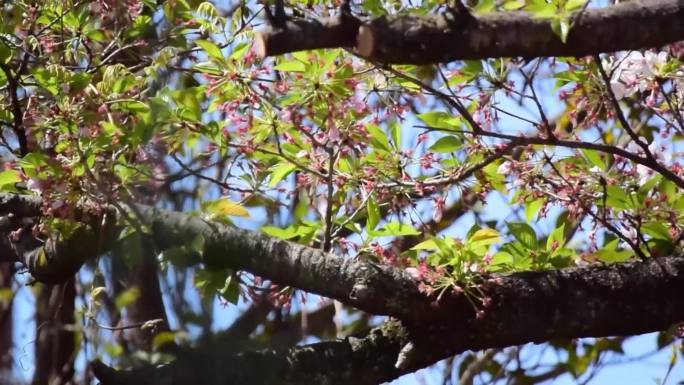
255,0,684,64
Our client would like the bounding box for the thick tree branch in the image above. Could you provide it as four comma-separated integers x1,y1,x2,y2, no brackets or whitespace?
255,13,361,58
2,193,683,384
255,0,684,64
1,191,683,324
90,320,411,385
92,255,684,385
92,253,684,384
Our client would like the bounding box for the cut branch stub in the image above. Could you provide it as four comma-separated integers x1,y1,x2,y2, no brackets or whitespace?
254,15,361,58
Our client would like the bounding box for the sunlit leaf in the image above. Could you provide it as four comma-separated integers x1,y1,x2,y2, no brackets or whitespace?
203,198,250,218
429,136,461,153
369,222,420,237
367,197,380,231
262,226,298,239
195,39,224,60
507,222,538,250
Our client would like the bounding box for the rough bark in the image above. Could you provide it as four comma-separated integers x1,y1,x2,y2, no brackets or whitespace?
110,243,170,351
2,193,684,326
2,193,684,385
32,280,76,385
255,0,684,64
91,320,411,385
91,251,684,385
254,12,360,58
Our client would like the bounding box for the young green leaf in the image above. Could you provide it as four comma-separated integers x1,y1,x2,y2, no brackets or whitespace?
507,222,539,250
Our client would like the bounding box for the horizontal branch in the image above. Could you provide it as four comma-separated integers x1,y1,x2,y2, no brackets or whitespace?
90,320,411,385
254,13,360,58
3,192,684,384
255,0,684,64
92,254,684,385
2,191,684,326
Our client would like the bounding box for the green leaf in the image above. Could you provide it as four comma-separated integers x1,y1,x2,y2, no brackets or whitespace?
86,29,107,42
582,149,606,170
527,0,556,18
483,161,506,192
369,222,420,237
429,136,461,153
153,331,181,350
262,225,298,239
275,60,306,73
551,18,572,43
0,170,21,188
19,152,50,177
114,100,150,113
411,239,438,250
69,72,92,92
500,241,532,269
202,198,250,218
365,124,392,152
502,0,525,10
194,268,235,301
638,175,661,197
474,0,495,12
594,239,633,263
525,198,544,222
362,0,384,15
230,42,249,61
559,18,571,43
269,162,297,187
490,251,514,266
466,223,481,240
195,39,223,60
507,222,538,250
470,228,499,242
176,89,201,121
390,121,401,149
641,222,671,241
367,197,380,231
218,274,240,304
468,228,500,249
32,68,60,95
295,224,317,244
0,42,12,64
546,223,566,250
291,51,310,62
416,111,459,129
603,185,635,210
90,286,107,300
194,62,222,75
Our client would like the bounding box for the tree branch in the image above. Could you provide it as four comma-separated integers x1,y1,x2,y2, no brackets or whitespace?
255,0,684,64
3,193,683,385
2,191,683,323
0,63,28,156
90,252,684,384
